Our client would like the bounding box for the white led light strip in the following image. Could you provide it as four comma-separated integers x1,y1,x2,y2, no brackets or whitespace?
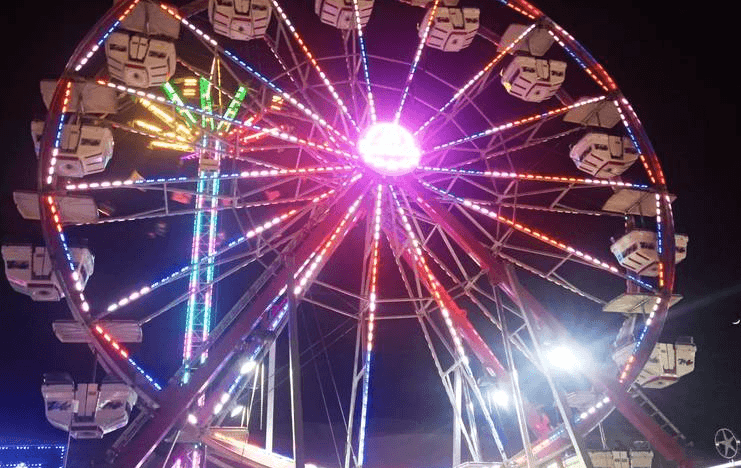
418,166,649,189
293,194,365,297
421,181,621,275
389,187,469,366
352,0,377,124
431,96,606,151
266,0,358,130
357,184,383,467
64,166,352,191
395,0,441,123
104,208,300,314
415,23,537,135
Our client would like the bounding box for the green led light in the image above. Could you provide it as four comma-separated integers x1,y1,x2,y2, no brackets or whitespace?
216,86,248,133
162,82,198,126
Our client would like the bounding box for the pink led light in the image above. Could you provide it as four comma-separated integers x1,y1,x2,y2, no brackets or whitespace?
359,123,420,176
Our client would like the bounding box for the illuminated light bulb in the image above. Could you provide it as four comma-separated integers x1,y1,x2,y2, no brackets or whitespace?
187,413,198,425
358,123,420,176
490,388,509,408
547,345,578,371
213,403,223,415
220,392,230,404
240,360,257,374
230,405,244,418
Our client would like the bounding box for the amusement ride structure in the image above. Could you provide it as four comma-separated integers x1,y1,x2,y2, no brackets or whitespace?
3,0,698,466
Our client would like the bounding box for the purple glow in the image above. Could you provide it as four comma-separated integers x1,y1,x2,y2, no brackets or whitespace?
358,122,420,176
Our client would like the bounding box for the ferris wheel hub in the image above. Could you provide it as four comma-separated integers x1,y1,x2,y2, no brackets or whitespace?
358,122,421,176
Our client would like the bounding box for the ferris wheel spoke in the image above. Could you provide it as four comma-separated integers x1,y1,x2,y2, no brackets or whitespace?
61,180,340,228
350,184,384,467
420,191,621,302
96,79,356,160
427,95,607,152
266,0,359,131
417,166,650,190
394,0,441,123
415,23,538,136
158,4,353,147
453,127,584,170
491,201,624,219
98,207,304,319
382,217,509,458
424,114,560,172
421,180,625,276
98,182,346,321
350,0,377,124
63,166,351,192
135,242,290,327
390,186,473,367
392,196,510,457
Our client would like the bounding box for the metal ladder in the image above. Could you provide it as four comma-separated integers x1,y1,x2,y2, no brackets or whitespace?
629,384,690,445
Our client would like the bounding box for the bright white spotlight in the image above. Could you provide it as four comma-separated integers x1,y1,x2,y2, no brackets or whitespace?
490,388,509,408
187,413,198,425
547,345,578,371
240,359,257,374
358,122,421,176
230,405,244,418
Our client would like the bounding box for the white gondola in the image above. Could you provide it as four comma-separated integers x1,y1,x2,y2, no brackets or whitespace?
105,2,179,88
209,0,272,40
610,230,688,277
32,119,114,176
13,191,99,224
106,32,177,88
570,133,639,178
501,56,566,102
315,0,373,30
419,6,479,52
613,317,695,389
56,122,114,177
41,374,137,439
629,449,654,468
587,450,653,468
2,244,94,302
613,337,696,389
53,320,142,343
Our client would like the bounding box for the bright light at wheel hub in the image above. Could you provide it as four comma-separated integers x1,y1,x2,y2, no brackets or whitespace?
358,122,421,176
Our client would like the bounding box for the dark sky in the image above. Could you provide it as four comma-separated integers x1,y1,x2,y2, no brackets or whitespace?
0,0,739,466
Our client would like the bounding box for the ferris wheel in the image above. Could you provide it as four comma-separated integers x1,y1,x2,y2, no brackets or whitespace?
4,0,698,466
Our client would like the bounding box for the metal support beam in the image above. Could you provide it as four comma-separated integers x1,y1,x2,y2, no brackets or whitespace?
402,178,693,467
287,268,306,468
266,342,276,453
113,181,370,468
494,287,535,468
453,368,462,467
507,266,594,468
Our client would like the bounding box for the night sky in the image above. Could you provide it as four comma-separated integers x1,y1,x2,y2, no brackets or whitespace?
0,0,739,467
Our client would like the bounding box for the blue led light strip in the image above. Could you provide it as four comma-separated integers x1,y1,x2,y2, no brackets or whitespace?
394,0,441,123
